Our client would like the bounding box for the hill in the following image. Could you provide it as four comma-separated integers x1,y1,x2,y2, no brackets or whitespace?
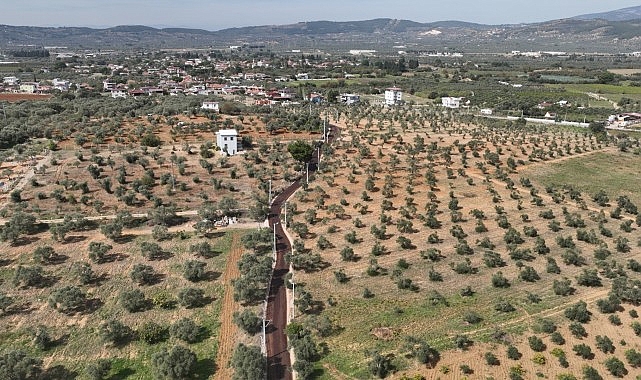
2,6,641,52
572,5,641,21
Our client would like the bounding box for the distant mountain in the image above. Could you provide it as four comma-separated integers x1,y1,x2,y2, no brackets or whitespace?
572,5,641,21
2,6,641,52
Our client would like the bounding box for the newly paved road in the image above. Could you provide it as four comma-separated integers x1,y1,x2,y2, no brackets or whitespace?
266,125,337,380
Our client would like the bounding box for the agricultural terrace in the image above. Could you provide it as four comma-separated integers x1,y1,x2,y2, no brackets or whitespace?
286,104,641,379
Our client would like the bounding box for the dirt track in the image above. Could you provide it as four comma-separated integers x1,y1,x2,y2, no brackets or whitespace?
214,232,244,380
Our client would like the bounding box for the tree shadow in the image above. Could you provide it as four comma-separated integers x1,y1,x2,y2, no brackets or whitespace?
89,272,110,287
6,301,35,316
114,234,136,244
192,358,216,379
203,271,221,282
47,254,69,265
102,253,129,263
0,258,12,267
107,367,136,380
40,365,78,379
11,236,40,246
62,235,87,244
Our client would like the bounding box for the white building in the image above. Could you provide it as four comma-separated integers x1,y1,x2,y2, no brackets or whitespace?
384,87,403,106
110,89,128,98
52,78,70,91
340,93,360,105
19,83,37,93
3,76,20,86
441,96,464,109
215,129,238,155
201,101,220,112
103,81,117,91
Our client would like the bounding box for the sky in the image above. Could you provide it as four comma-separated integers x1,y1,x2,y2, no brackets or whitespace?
2,0,640,30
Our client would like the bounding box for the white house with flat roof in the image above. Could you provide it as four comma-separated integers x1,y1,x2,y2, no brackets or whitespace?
215,129,238,155
441,96,464,108
384,87,403,106
340,93,360,105
201,101,220,112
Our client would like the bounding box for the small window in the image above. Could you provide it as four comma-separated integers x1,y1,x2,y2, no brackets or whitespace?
230,137,234,140
224,137,227,141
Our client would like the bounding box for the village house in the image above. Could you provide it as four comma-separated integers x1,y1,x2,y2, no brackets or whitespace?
19,83,38,93
201,101,220,112
3,76,20,86
340,93,361,105
384,87,403,106
441,96,464,108
215,129,239,155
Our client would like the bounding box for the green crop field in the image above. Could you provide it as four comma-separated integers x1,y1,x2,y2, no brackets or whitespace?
521,149,641,206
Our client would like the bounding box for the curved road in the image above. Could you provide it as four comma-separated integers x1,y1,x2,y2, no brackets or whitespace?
266,124,338,380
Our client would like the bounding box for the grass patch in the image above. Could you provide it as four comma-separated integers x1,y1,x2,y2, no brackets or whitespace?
521,150,641,205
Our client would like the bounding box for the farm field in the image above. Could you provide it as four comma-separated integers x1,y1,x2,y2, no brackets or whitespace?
522,150,641,207
286,106,641,379
548,83,641,104
0,225,242,379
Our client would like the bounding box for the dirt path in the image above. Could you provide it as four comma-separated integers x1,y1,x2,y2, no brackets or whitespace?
436,287,611,345
0,151,51,207
214,231,244,380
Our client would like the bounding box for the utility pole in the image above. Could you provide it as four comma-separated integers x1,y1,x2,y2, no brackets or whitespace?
268,179,272,204
291,269,295,320
284,202,287,226
272,222,279,263
306,162,309,184
261,300,267,354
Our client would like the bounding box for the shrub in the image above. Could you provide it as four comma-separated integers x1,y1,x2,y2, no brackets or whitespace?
170,318,202,343
582,366,602,380
604,356,627,377
48,285,87,313
595,335,614,354
484,351,499,365
178,287,206,308
454,334,472,350
183,260,206,282
625,348,641,368
553,278,574,296
569,322,587,338
491,271,510,288
138,321,168,344
152,345,197,380
564,301,590,323
576,269,602,287
528,336,546,352
495,300,516,313
531,353,546,365
85,359,112,380
130,264,157,285
572,343,593,359
507,345,521,360
0,350,42,379
519,266,540,282
100,320,132,346
232,309,261,335
463,312,482,324
550,331,565,345
120,289,148,312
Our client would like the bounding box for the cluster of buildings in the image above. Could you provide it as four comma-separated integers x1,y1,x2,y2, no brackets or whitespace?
2,76,72,93
608,113,641,128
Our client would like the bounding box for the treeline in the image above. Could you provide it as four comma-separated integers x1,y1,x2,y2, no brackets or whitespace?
8,49,50,58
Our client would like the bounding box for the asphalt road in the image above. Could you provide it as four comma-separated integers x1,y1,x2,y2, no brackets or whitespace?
266,125,337,380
